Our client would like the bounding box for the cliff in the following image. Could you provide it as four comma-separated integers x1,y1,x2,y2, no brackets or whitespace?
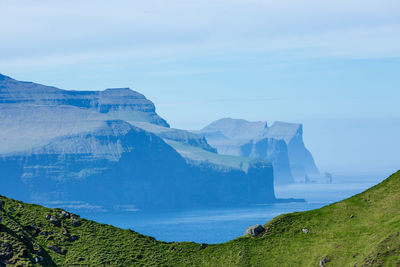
199,118,319,184
0,74,276,210
0,73,169,127
261,121,319,178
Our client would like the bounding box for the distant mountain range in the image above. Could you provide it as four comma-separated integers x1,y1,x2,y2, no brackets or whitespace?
0,74,311,210
197,118,319,184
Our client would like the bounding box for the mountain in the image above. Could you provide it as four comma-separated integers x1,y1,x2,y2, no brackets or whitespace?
0,73,169,127
0,74,277,210
200,118,268,141
1,171,399,266
262,121,319,178
198,118,319,184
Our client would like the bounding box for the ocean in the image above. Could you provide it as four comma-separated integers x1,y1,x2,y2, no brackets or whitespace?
79,173,388,244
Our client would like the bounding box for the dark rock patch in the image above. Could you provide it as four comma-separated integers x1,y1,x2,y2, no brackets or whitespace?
244,224,264,237
47,245,67,255
72,219,81,227
319,256,329,267
49,216,60,227
39,231,53,236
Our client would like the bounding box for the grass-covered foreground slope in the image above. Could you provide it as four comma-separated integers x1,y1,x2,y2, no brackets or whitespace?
1,171,400,266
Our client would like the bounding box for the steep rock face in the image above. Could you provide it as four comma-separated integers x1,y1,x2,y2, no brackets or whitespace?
199,118,318,184
261,121,319,178
240,138,293,185
199,118,294,184
0,74,169,127
0,74,276,209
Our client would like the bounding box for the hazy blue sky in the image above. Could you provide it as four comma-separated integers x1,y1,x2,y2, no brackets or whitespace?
1,0,399,173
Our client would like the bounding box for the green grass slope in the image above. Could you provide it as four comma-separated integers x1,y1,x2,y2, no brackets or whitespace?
1,171,400,266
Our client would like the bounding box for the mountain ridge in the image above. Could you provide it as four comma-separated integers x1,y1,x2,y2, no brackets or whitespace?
0,73,169,127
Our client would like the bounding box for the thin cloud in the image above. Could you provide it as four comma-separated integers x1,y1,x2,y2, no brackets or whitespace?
0,0,400,70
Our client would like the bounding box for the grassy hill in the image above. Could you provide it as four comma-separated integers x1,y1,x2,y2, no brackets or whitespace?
1,171,400,266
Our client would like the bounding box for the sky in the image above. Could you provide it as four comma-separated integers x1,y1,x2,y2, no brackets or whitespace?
0,0,399,174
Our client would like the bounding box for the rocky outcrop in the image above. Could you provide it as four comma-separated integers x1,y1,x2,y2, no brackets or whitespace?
244,224,264,237
319,256,329,267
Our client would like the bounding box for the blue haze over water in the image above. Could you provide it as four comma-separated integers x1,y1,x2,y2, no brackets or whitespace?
78,173,388,244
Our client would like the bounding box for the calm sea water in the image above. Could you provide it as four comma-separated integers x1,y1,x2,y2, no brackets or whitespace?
79,173,389,244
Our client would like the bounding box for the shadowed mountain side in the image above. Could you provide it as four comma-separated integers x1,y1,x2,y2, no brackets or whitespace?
0,119,276,210
240,138,293,185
